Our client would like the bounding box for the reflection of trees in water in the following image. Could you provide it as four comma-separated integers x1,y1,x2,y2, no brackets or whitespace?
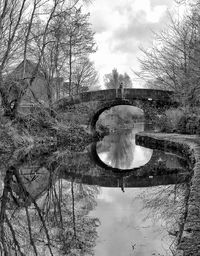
98,130,136,169
136,183,190,255
107,131,135,169
0,160,100,255
41,179,100,256
97,125,148,169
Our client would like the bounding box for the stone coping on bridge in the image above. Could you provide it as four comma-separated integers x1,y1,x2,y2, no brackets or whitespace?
136,132,200,256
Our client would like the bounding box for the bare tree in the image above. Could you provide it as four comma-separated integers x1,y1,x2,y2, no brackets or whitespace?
72,57,98,95
0,0,28,117
0,0,93,118
136,8,200,109
27,5,97,104
60,7,97,96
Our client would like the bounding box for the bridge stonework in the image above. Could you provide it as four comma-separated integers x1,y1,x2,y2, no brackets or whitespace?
54,88,175,133
88,99,162,133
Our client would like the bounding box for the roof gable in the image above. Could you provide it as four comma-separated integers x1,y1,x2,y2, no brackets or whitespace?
8,59,44,80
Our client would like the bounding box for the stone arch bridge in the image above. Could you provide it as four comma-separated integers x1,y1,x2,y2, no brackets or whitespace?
54,88,175,133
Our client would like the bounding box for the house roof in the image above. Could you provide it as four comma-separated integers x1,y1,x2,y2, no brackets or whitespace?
7,59,44,80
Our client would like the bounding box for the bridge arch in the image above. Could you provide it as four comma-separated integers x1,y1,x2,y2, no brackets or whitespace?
89,99,154,134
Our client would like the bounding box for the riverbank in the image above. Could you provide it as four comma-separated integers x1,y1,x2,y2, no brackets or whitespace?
0,110,103,155
136,132,200,256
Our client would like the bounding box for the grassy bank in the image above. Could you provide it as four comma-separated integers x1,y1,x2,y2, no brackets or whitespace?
0,106,97,155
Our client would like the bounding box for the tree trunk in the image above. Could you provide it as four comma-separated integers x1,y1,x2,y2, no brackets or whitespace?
69,35,72,96
71,180,76,239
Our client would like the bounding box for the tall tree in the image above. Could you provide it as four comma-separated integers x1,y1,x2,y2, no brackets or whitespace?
61,7,97,96
29,6,97,102
72,57,98,95
104,69,133,89
0,0,95,117
136,4,200,109
0,0,28,117
0,0,67,117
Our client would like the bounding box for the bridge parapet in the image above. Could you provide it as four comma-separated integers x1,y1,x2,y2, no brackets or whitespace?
54,88,175,111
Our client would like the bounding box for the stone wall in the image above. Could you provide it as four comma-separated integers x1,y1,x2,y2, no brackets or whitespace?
136,132,200,256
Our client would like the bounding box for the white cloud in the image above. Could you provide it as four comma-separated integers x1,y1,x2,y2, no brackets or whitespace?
87,0,176,87
147,5,168,22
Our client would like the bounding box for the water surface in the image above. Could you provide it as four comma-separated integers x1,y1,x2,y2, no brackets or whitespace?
97,123,153,169
0,122,189,256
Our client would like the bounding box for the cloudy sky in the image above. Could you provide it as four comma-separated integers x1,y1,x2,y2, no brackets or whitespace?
86,0,186,87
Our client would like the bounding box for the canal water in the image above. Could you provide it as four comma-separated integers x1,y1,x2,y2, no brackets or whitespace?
91,122,187,256
0,122,189,256
97,123,153,169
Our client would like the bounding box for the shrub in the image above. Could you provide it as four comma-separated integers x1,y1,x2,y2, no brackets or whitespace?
154,108,184,133
154,114,169,132
165,108,184,132
185,116,198,134
176,113,200,135
196,118,200,135
153,108,200,134
177,115,188,134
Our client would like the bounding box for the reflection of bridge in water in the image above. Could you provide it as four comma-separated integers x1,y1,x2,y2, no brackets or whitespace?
59,143,189,189
11,140,190,203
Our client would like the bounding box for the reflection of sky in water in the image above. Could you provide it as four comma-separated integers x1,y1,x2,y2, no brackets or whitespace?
99,145,152,169
97,123,153,169
91,188,172,256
